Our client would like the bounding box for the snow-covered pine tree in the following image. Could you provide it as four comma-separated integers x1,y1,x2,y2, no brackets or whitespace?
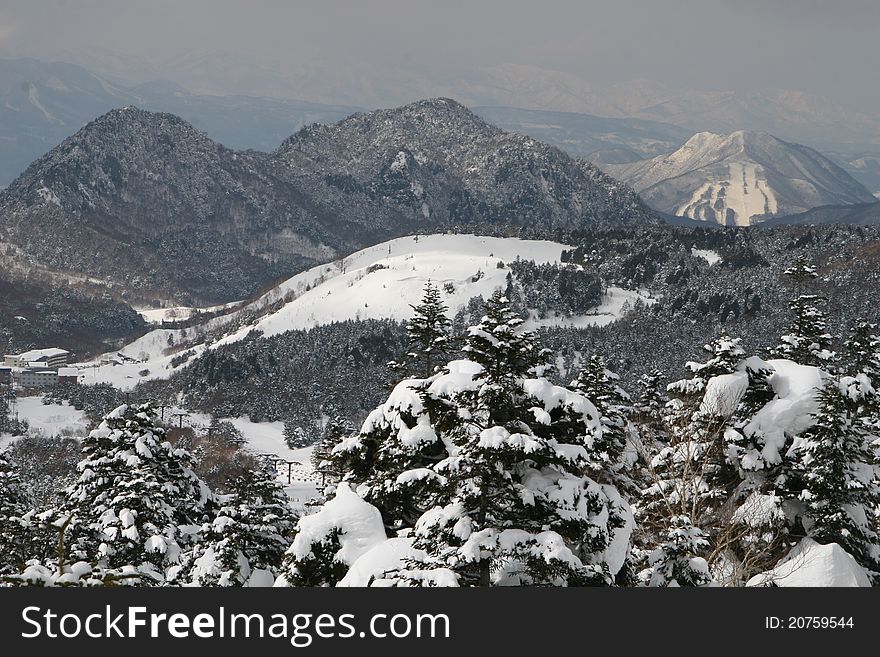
394,291,632,586
284,423,308,449
845,319,880,382
189,464,297,586
651,332,746,506
0,394,27,436
644,515,712,587
571,353,630,482
633,369,667,427
388,282,454,379
281,482,387,587
726,364,778,475
329,379,448,531
65,404,213,583
330,287,456,531
772,256,836,367
0,452,32,574
794,376,880,577
629,369,669,508
311,415,353,483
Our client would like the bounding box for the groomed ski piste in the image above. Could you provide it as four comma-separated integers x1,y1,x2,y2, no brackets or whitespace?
74,234,656,391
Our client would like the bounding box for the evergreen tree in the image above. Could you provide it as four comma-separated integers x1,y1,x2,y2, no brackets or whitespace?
311,415,353,476
330,381,448,531
658,333,746,503
190,465,297,586
794,377,880,576
0,452,32,575
639,333,748,574
388,282,454,379
0,393,27,436
281,483,387,587
331,290,457,530
772,256,836,367
726,365,779,476
644,515,712,587
461,290,548,383
284,423,309,449
572,353,630,481
633,369,667,427
65,404,213,583
394,291,632,586
845,319,880,382
319,292,634,586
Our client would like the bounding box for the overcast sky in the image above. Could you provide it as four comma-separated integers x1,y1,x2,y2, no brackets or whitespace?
1,0,878,109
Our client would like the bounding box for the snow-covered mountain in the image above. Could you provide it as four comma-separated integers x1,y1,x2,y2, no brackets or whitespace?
604,131,876,226
0,98,657,305
0,57,358,187
77,234,655,390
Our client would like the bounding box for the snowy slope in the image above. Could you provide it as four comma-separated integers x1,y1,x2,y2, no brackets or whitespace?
218,234,569,344
136,301,242,325
605,131,875,226
76,234,653,391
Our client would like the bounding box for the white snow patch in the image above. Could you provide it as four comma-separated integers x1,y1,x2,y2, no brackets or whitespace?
218,234,572,344
701,372,748,416
744,359,826,465
524,286,656,329
289,483,387,566
136,301,241,325
0,397,89,446
338,537,425,587
747,539,871,587
691,248,721,265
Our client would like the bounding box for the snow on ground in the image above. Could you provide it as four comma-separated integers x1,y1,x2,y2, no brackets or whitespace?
747,539,871,587
0,396,89,448
2,397,321,505
168,408,320,505
525,286,656,329
691,248,721,265
136,301,241,325
77,328,212,391
75,234,652,390
677,161,778,226
217,234,572,345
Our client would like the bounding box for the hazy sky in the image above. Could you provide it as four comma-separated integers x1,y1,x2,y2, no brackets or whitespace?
1,0,879,109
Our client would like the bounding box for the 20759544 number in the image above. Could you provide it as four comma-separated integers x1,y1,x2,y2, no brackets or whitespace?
765,617,854,629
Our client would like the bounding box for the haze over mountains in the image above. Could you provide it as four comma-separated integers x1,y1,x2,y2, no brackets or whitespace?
56,52,880,148
0,57,358,187
0,54,880,210
4,55,880,203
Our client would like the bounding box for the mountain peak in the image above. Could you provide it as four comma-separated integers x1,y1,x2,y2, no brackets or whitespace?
277,96,497,156
1,98,657,304
606,129,875,226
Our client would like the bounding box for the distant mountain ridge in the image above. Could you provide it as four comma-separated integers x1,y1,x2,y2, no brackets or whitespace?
0,98,657,304
0,57,359,187
604,131,875,226
473,106,693,162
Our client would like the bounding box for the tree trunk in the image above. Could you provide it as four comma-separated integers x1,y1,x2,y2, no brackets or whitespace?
478,480,490,587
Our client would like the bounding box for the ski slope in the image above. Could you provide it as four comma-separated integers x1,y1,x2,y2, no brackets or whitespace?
77,234,652,390
217,234,570,345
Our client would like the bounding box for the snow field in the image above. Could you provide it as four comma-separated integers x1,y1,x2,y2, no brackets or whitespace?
75,234,651,390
